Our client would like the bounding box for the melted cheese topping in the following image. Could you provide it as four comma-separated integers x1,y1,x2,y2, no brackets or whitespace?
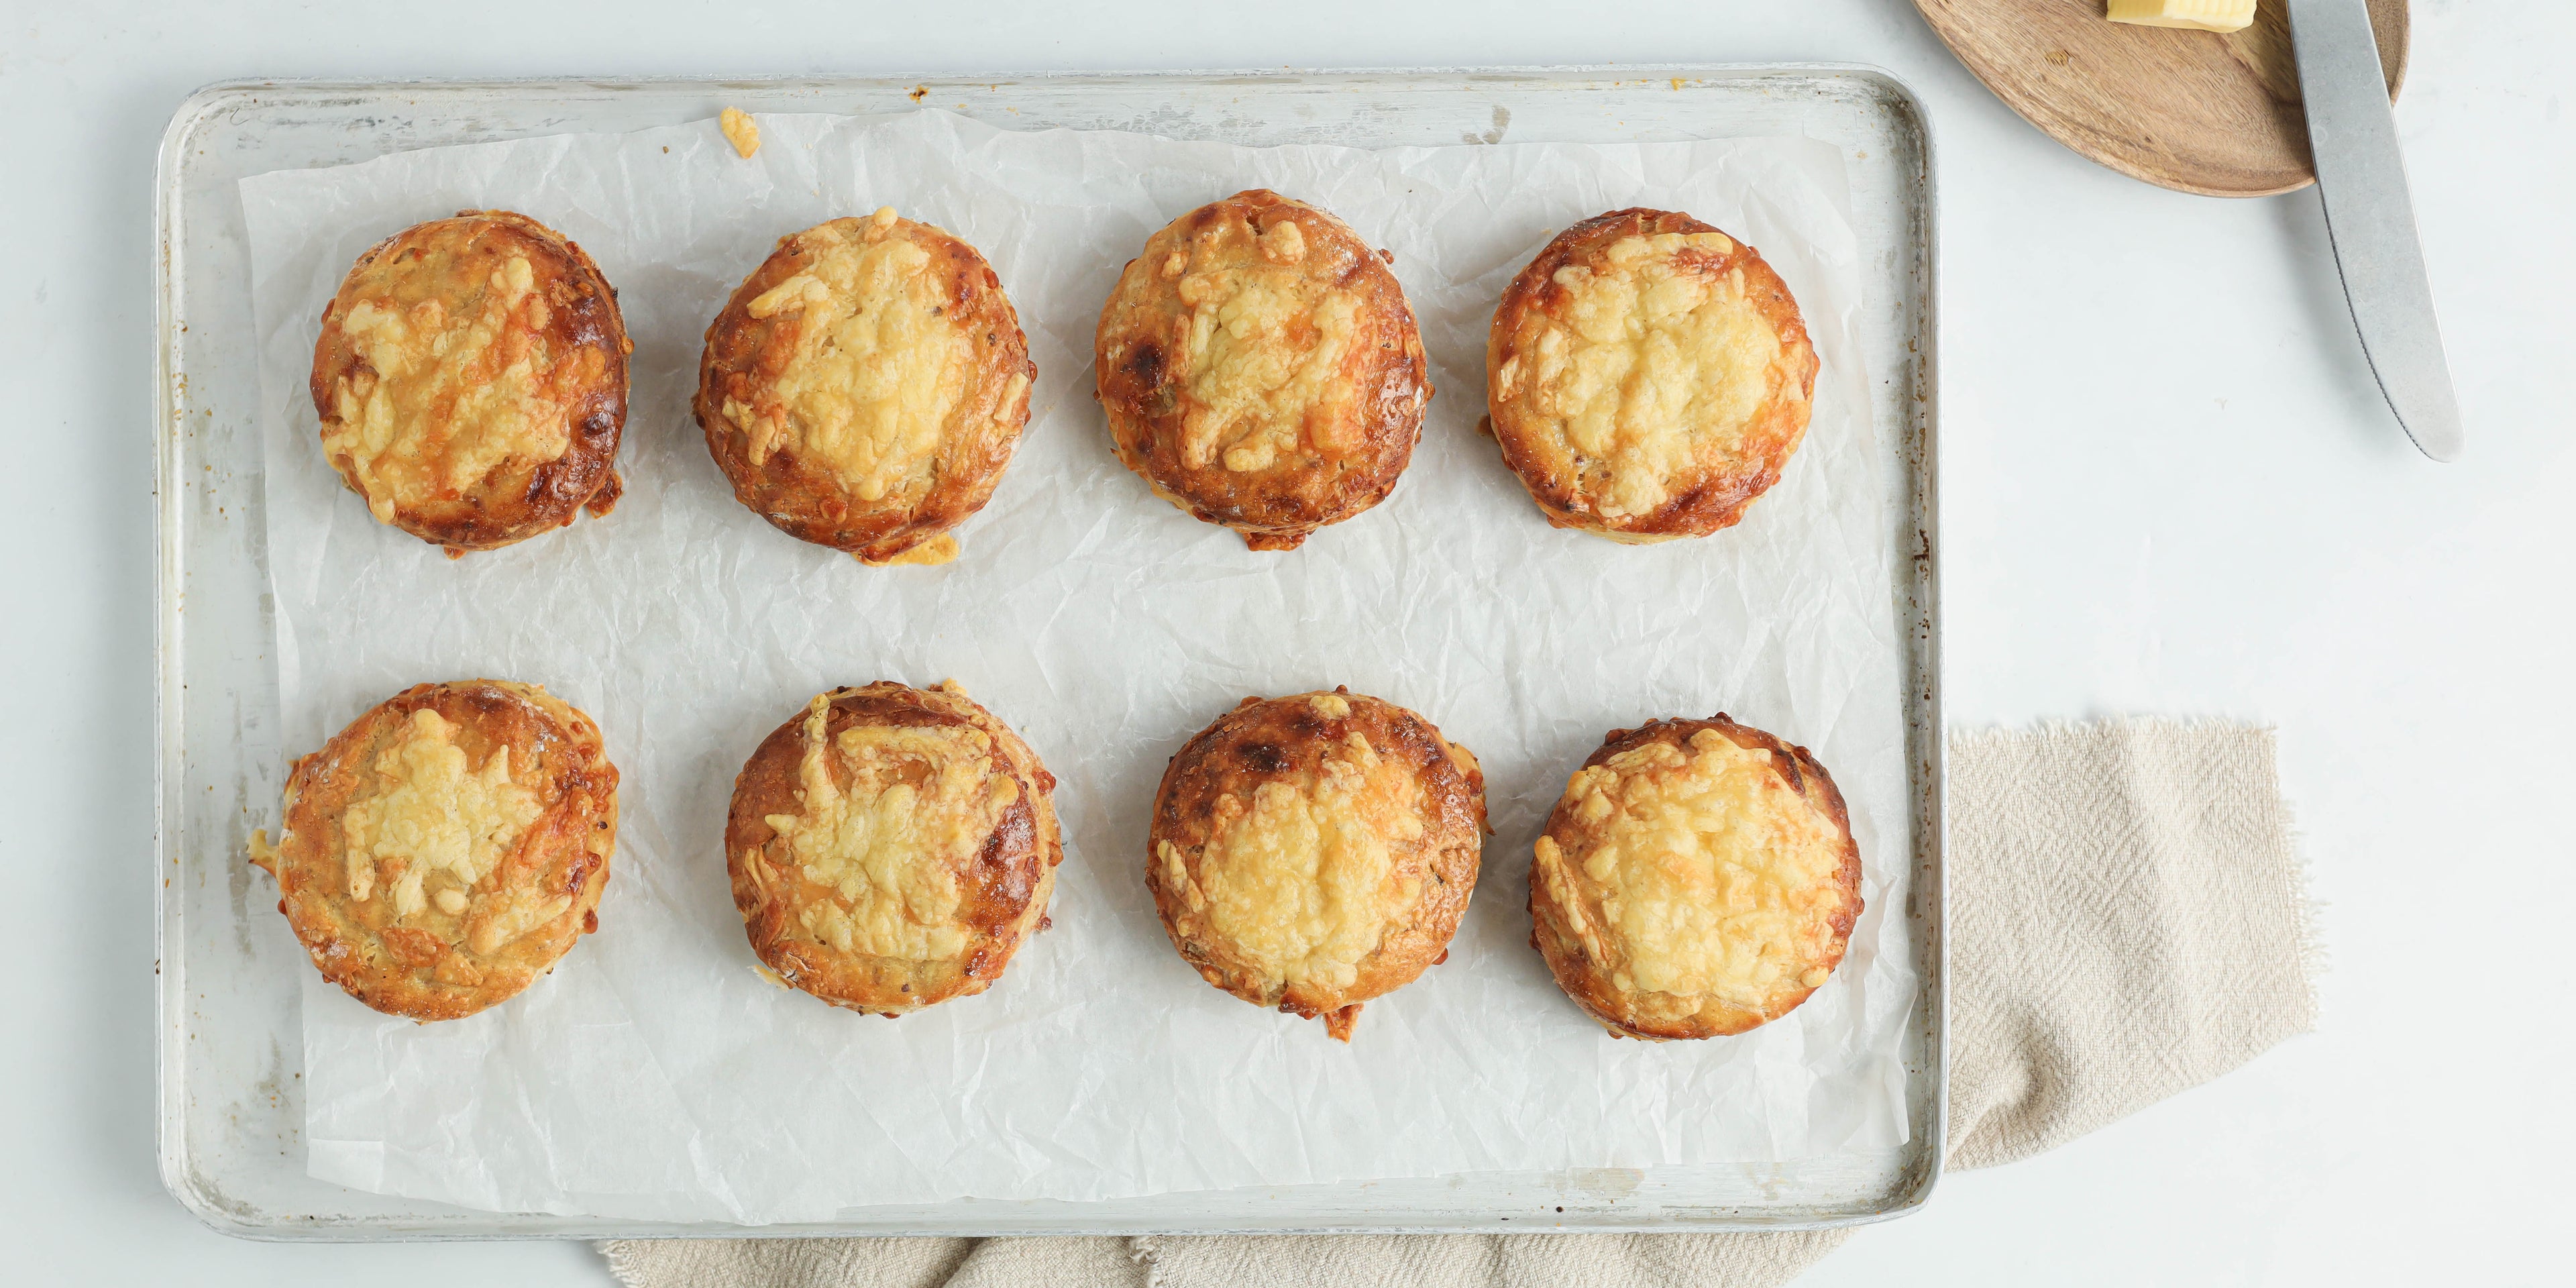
859,534,959,567
1167,731,1426,990
325,247,600,522
1505,231,1785,519
337,708,557,953
1535,729,1847,1002
763,695,1019,962
720,210,1024,505
1168,216,1364,474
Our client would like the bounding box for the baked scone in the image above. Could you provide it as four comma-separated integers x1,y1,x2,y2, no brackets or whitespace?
696,209,1036,566
1529,715,1862,1040
1146,689,1485,1041
1095,191,1431,551
1485,209,1819,543
725,682,1062,1015
248,680,619,1021
309,210,630,555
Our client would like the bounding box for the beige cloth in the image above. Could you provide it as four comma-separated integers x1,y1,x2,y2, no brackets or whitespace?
602,719,2317,1288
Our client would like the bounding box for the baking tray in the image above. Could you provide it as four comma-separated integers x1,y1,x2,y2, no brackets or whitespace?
154,66,1944,1240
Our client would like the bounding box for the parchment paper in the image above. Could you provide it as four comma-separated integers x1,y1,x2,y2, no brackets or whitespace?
239,109,1915,1224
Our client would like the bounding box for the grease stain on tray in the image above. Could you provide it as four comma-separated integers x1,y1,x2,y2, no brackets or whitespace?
1558,1167,1644,1202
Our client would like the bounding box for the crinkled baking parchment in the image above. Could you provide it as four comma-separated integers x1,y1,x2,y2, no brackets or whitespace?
238,109,1913,1224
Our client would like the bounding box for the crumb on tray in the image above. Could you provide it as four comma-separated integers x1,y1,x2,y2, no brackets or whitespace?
720,107,760,158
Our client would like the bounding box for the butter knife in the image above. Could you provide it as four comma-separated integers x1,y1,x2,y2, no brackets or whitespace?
2288,0,2463,461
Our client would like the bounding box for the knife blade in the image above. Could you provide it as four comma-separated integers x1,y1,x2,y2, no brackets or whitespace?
2286,0,2462,462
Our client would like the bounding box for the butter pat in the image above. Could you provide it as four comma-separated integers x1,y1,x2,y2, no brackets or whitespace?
2106,0,2255,32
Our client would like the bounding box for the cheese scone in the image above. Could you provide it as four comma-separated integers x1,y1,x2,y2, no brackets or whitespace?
1486,209,1818,543
310,211,630,555
1095,191,1431,551
249,680,619,1021
1146,690,1485,1041
1530,715,1860,1040
697,209,1035,566
725,682,1061,1016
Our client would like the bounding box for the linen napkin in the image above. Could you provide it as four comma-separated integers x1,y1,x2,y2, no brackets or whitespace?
602,718,2318,1288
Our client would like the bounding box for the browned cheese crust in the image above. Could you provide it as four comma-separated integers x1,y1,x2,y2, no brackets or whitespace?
696,210,1036,564
725,682,1063,1016
1146,689,1486,1041
1095,191,1431,551
250,680,619,1021
1529,715,1861,1040
1485,209,1819,543
309,211,630,553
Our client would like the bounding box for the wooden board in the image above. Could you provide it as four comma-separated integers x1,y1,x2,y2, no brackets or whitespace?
1915,0,2408,197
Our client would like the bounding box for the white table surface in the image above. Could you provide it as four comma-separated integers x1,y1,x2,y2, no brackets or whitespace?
5,1,2567,1282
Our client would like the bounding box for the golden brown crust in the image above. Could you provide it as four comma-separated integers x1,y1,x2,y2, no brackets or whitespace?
696,211,1036,563
1529,715,1861,1040
309,211,629,553
1146,689,1486,1040
250,680,619,1022
1485,209,1818,543
1095,191,1431,551
724,682,1062,1016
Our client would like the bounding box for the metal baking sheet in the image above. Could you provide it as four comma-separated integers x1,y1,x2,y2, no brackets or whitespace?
154,66,1944,1240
